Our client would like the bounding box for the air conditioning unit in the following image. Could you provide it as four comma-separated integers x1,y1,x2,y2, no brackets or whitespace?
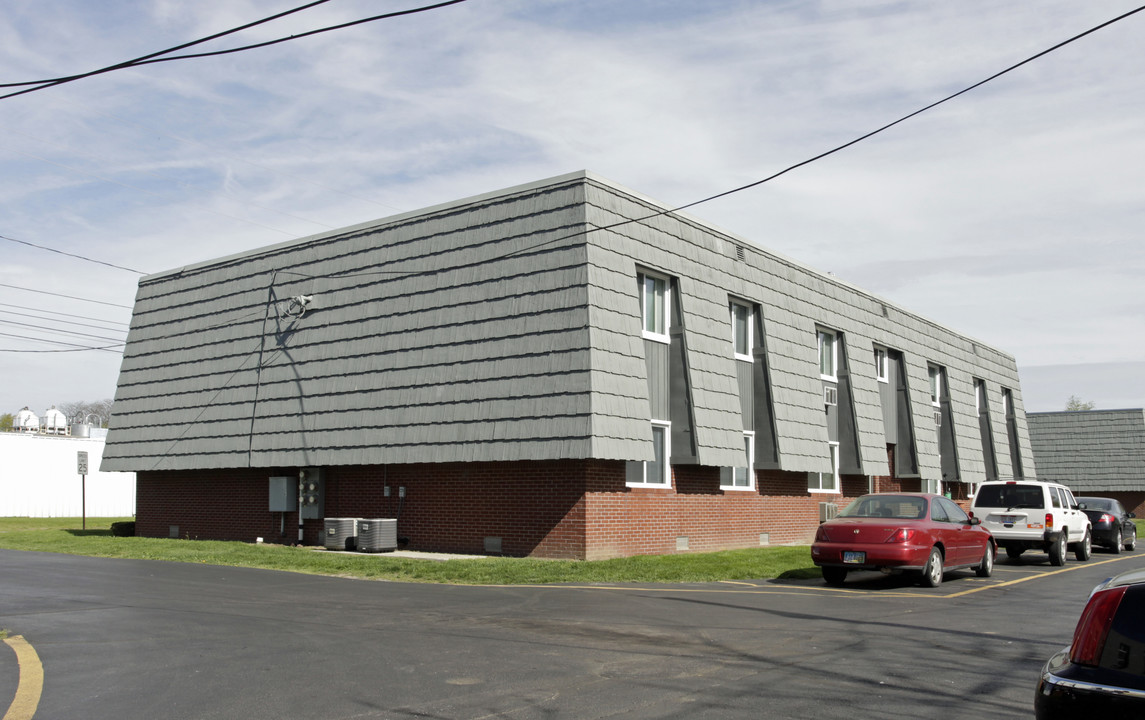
819,502,838,523
357,518,398,553
323,517,359,551
934,410,942,426
824,386,838,406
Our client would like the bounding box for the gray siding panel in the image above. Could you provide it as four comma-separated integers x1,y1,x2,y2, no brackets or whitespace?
1028,409,1145,492
104,171,1031,478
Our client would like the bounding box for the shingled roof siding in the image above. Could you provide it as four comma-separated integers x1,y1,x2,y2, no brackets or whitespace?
1028,410,1145,491
104,180,597,471
104,171,1032,477
578,174,1026,479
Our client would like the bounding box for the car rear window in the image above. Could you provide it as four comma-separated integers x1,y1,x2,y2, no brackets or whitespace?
839,495,927,519
975,484,1044,510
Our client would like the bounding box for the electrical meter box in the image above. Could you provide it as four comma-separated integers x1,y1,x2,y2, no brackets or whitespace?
268,476,297,512
298,467,325,520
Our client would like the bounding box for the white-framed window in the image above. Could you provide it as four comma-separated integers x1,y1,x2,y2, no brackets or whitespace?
817,328,837,381
974,378,986,417
638,271,670,343
722,431,755,489
628,421,672,487
809,442,839,492
730,302,752,361
1002,388,1013,417
874,346,888,383
928,365,942,407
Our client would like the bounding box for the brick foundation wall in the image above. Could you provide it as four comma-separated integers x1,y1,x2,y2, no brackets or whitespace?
136,460,921,559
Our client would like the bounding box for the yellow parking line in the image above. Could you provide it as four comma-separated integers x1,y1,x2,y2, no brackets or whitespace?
942,554,1135,598
3,635,43,720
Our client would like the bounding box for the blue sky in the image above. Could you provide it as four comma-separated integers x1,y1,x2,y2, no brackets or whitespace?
2,0,1143,417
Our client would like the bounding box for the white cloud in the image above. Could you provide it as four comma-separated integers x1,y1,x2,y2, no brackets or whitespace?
1,0,1143,414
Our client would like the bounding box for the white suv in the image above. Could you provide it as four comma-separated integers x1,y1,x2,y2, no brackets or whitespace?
970,480,1091,566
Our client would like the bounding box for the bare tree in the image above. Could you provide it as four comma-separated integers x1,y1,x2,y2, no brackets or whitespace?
1065,395,1096,412
58,399,115,426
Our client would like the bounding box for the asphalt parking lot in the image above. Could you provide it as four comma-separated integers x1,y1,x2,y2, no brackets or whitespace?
3,548,1141,720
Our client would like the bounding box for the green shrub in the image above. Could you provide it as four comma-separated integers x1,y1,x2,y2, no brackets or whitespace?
110,521,136,537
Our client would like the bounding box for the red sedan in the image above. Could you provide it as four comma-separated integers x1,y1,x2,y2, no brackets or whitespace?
811,492,996,588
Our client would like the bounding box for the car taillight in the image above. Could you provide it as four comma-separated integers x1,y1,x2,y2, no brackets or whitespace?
1069,585,1128,666
886,529,917,543
1100,513,1116,525
814,526,830,543
1045,513,1053,530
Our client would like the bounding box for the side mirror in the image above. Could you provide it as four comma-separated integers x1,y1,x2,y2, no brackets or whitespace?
1130,512,1137,519
968,516,981,526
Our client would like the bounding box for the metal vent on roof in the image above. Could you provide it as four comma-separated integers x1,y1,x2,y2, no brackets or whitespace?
735,244,745,261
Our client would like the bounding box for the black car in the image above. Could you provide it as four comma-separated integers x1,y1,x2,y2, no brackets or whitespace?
1076,496,1137,553
1035,568,1145,718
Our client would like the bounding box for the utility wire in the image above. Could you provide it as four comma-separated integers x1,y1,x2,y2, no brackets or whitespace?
0,0,469,101
0,318,126,343
270,2,1145,284
1,233,146,274
0,331,124,353
1,307,129,333
0,0,334,99
0,283,134,309
0,302,130,327
125,0,472,67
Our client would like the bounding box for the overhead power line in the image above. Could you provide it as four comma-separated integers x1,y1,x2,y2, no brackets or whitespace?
0,0,470,102
0,283,134,309
0,331,124,353
0,302,130,327
1,233,146,274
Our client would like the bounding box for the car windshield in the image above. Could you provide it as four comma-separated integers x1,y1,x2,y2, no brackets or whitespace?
1078,498,1114,511
975,484,1044,510
838,495,927,520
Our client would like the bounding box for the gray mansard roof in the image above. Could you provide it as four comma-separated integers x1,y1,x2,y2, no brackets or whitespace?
1028,409,1145,493
103,171,1030,475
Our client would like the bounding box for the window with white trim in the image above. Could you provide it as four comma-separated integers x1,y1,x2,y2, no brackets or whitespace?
809,442,839,492
628,421,672,487
974,378,986,417
723,431,755,489
730,302,752,361
928,365,942,407
638,271,669,343
874,346,888,383
817,328,837,381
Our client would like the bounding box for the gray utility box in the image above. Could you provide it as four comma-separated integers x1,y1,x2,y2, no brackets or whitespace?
323,517,358,551
357,519,398,553
268,476,297,512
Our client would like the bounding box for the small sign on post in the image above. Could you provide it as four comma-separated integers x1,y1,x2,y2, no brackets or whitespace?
77,451,89,530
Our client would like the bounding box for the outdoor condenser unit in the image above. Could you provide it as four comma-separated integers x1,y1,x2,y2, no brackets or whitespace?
356,518,398,553
323,517,359,551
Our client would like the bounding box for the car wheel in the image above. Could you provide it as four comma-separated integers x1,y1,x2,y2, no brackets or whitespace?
921,547,943,588
1005,544,1023,560
975,543,994,578
822,566,847,586
1049,532,1066,566
1127,527,1137,552
1074,530,1092,562
1112,528,1123,554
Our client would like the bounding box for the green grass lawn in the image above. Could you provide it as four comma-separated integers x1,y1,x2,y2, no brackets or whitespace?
0,517,821,585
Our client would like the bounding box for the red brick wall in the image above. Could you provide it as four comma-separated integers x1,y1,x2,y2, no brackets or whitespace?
135,459,900,559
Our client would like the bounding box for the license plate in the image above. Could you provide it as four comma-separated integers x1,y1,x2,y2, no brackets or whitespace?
843,551,866,564
1001,515,1016,525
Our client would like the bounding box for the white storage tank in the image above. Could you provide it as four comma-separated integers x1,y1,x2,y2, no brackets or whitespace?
42,407,67,435
14,407,39,433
